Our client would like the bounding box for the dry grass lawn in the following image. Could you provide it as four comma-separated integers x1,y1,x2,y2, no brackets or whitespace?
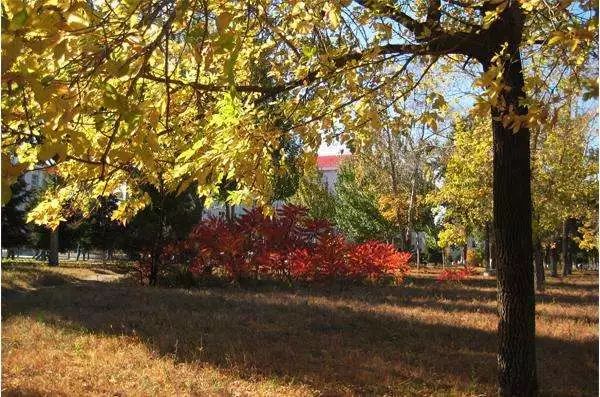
2,262,597,396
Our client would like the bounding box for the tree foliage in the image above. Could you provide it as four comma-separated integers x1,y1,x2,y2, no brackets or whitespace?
3,0,595,228
427,115,492,247
333,162,396,242
289,166,336,221
533,111,598,244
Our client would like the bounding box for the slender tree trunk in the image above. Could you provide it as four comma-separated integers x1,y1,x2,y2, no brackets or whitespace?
149,254,159,286
150,179,167,286
415,238,420,271
483,37,537,395
484,222,491,270
562,218,569,277
566,226,574,274
442,248,446,269
48,228,59,266
405,159,419,246
383,125,405,250
550,241,558,276
534,240,545,292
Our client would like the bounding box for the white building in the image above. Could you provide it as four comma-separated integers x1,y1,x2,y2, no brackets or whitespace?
317,154,352,193
22,169,49,191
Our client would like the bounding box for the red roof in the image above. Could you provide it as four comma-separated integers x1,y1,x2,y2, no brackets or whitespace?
317,154,352,171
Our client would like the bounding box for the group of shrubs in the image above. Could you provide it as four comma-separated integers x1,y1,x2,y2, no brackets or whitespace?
138,204,411,285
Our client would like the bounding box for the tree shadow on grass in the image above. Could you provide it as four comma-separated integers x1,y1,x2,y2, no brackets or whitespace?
2,387,70,397
2,276,597,396
266,275,596,309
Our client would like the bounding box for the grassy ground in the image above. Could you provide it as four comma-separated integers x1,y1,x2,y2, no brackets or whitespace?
2,262,597,396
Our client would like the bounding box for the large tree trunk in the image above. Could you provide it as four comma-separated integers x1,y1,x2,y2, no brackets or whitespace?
483,33,537,395
534,240,545,292
48,228,59,266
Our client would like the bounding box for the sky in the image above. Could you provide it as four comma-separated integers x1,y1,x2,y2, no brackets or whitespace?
318,140,347,155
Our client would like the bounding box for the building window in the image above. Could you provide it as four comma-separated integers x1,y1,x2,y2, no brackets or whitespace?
31,173,40,187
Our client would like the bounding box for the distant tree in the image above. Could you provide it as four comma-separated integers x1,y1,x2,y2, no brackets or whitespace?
427,115,493,268
533,112,598,278
72,195,125,260
94,196,123,259
118,183,205,284
271,136,302,202
334,163,395,243
1,177,33,257
289,167,336,222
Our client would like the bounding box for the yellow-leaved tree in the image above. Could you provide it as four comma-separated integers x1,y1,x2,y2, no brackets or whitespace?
427,114,493,267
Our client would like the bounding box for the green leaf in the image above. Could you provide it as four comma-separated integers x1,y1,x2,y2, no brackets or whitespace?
10,9,28,30
217,32,235,51
302,45,316,58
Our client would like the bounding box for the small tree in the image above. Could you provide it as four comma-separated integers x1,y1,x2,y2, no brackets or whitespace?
290,167,336,222
334,162,395,243
118,183,205,284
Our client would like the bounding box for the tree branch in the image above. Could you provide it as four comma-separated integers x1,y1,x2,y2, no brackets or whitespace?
142,35,479,98
354,0,422,34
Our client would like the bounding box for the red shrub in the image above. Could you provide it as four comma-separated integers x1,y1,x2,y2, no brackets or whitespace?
347,241,412,281
437,266,477,283
306,234,350,281
153,204,411,284
182,216,250,279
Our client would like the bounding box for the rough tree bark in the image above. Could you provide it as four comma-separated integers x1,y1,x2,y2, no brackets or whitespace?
482,5,537,394
48,227,59,266
489,56,537,393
